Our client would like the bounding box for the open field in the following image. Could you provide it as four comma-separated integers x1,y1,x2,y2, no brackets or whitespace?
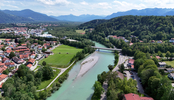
164,61,174,67
39,45,82,67
0,38,6,40
38,68,61,90
76,30,85,34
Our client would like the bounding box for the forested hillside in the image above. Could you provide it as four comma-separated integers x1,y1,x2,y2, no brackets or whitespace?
80,15,174,40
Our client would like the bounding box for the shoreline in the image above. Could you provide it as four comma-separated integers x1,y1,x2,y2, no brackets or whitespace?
76,52,99,78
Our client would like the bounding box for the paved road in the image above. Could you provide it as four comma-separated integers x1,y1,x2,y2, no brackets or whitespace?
132,72,144,94
36,61,75,92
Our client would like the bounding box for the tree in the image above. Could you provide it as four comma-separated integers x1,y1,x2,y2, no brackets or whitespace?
42,61,46,66
108,65,114,71
9,52,15,59
1,47,5,51
152,57,159,66
42,66,54,80
134,59,144,71
42,48,47,53
92,81,104,99
166,51,171,60
119,64,125,73
170,53,174,61
3,69,9,75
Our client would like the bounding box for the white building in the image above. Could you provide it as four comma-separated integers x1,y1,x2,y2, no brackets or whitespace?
0,74,8,87
168,73,174,80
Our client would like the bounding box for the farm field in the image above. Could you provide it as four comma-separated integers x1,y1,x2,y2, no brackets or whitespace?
39,45,82,68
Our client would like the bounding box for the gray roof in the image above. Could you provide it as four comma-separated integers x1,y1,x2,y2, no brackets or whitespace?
158,62,166,65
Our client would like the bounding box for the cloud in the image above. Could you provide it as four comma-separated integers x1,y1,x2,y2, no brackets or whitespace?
113,0,146,11
37,0,70,5
98,2,112,9
80,1,88,5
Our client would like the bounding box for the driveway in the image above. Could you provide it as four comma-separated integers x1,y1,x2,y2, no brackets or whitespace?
132,72,144,94
30,61,38,71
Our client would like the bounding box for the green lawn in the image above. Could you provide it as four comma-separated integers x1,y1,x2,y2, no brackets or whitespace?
0,38,6,40
164,61,174,67
76,30,85,33
34,66,41,71
39,45,82,68
38,68,61,90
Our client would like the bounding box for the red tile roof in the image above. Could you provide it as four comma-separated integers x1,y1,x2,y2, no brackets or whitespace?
0,74,8,82
124,93,154,100
128,59,135,64
0,65,7,73
27,64,32,68
28,58,35,64
5,49,12,53
19,54,29,59
2,58,9,63
5,62,15,66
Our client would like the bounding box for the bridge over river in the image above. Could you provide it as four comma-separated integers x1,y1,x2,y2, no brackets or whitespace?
91,46,122,52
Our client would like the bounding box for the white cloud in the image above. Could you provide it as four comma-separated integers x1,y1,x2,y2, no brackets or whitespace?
113,0,146,11
37,0,70,5
80,1,88,5
98,2,112,9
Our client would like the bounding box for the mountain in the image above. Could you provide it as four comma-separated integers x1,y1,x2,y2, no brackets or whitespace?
105,8,174,19
0,10,34,23
3,9,58,22
52,14,105,22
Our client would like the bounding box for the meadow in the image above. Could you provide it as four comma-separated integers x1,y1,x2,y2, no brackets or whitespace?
39,45,82,68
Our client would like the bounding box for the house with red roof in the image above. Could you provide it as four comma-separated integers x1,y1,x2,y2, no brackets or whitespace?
123,93,154,100
4,49,12,56
0,64,7,73
128,59,135,68
5,62,15,68
27,64,32,69
27,58,35,65
30,54,36,59
21,44,27,46
2,58,10,63
19,54,29,60
12,57,24,64
0,74,8,88
0,45,4,49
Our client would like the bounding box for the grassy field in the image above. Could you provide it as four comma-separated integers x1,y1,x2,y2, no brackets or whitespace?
76,30,85,33
164,61,174,67
0,38,6,40
39,45,82,68
38,68,61,90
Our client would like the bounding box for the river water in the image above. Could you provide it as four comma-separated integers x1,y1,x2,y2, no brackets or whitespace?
47,42,115,100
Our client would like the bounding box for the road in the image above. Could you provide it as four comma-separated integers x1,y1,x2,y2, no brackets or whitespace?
36,61,75,92
101,82,108,100
30,61,38,71
132,72,145,94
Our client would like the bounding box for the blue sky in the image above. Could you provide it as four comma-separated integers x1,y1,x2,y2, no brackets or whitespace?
1,0,174,16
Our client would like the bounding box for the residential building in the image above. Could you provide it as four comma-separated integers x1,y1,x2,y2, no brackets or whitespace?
128,59,135,67
168,73,174,80
5,62,15,68
166,68,174,73
19,54,29,60
30,54,36,59
4,49,12,56
0,65,7,73
157,40,163,43
13,46,30,53
169,38,174,43
116,71,125,80
27,64,32,69
2,58,10,63
0,74,8,87
151,40,155,43
12,57,24,64
27,58,35,65
158,62,166,67
123,93,154,100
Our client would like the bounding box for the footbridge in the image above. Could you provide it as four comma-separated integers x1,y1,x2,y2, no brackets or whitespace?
91,46,122,52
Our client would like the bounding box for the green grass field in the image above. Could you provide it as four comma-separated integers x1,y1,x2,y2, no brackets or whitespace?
0,38,6,40
76,30,85,33
38,68,61,90
39,45,82,68
164,61,174,67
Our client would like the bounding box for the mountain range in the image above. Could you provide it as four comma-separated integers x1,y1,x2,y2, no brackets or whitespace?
1,8,174,23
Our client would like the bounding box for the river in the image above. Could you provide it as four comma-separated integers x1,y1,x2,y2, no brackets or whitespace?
47,42,115,100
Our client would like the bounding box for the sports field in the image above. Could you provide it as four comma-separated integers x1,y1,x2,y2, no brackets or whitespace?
39,45,82,68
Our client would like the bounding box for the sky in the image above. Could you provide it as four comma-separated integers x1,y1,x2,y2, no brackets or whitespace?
1,0,174,16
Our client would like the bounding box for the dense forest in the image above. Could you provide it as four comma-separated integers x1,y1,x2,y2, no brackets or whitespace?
80,15,174,40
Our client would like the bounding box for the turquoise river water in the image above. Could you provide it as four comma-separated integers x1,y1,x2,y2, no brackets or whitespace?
47,42,115,100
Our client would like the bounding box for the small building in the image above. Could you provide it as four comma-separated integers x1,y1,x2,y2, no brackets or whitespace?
169,38,174,43
151,40,155,43
0,74,8,87
27,64,32,69
27,58,35,65
12,57,24,64
166,68,174,73
127,59,135,67
5,62,15,68
116,71,125,80
123,93,154,100
158,62,166,67
157,40,163,43
168,73,174,80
